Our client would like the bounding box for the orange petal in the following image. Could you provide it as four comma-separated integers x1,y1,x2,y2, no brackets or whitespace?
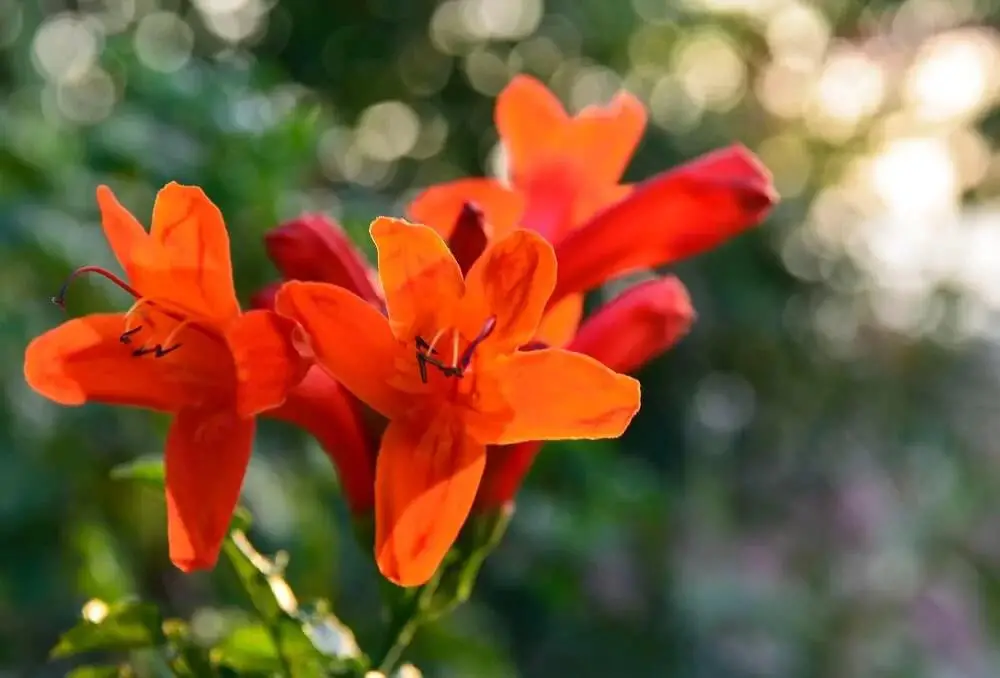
370,217,464,341
274,281,411,419
568,276,694,374
517,163,580,241
24,313,186,411
375,416,486,587
225,309,311,419
407,178,523,240
165,409,254,571
551,145,777,304
95,185,149,281
482,348,640,445
266,366,376,512
135,182,241,322
462,229,556,353
496,75,570,182
566,90,647,186
533,293,584,348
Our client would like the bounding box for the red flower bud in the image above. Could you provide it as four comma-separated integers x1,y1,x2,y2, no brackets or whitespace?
476,276,693,509
567,276,694,375
448,203,488,275
264,214,382,306
550,144,777,305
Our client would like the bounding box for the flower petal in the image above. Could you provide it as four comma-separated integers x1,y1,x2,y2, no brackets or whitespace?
24,313,187,411
568,276,694,374
533,293,584,348
136,182,241,322
370,217,465,341
267,366,376,512
482,348,640,445
407,178,523,240
274,281,411,419
496,75,570,182
165,408,254,571
517,163,580,241
551,145,777,303
462,229,556,353
375,415,486,587
567,90,646,186
264,214,383,306
95,185,149,281
226,309,311,419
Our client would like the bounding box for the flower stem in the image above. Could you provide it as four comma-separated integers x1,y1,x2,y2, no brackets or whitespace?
374,573,443,674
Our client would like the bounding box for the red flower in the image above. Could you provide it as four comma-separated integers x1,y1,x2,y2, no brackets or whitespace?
275,218,640,586
24,183,311,571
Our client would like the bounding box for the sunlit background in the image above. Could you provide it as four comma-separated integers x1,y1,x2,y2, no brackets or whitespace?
3,0,1000,675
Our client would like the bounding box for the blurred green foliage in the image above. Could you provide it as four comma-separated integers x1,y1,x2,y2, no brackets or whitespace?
4,0,1000,676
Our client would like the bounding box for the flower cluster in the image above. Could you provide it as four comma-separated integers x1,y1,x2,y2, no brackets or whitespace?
23,76,776,588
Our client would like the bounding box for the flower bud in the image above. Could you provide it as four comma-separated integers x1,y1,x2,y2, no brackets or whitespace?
264,214,382,306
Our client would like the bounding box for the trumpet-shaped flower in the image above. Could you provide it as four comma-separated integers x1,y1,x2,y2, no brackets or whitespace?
23,183,310,571
275,218,640,586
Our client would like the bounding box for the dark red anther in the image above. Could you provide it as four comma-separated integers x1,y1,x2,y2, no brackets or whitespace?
119,326,142,344
132,343,182,358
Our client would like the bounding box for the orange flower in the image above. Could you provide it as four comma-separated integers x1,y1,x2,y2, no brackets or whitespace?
408,75,775,348
275,217,640,587
23,183,310,572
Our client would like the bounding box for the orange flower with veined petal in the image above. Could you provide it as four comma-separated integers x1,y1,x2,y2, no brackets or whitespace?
23,183,310,572
275,217,640,587
409,75,775,347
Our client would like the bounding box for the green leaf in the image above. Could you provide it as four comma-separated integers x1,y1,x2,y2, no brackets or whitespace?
162,618,217,678
51,601,165,659
109,458,164,486
213,621,328,677
66,666,129,678
212,624,282,673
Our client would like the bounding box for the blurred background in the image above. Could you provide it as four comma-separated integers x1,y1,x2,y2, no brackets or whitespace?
3,0,1000,676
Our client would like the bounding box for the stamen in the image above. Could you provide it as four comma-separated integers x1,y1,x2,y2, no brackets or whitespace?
129,320,190,359
119,326,142,345
414,316,498,382
51,266,139,310
132,344,182,358
458,315,497,370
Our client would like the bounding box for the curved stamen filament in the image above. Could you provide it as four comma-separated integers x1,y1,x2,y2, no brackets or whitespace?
51,266,141,309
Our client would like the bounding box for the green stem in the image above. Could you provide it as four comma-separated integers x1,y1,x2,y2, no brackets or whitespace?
374,574,442,674
265,618,293,677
